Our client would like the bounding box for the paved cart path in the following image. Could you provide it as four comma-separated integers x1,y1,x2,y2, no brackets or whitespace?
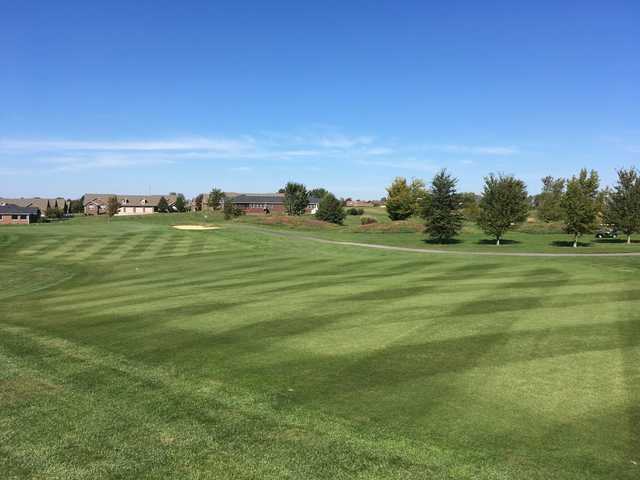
235,225,640,257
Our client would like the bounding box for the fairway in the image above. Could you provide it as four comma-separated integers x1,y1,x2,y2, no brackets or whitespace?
1,216,639,479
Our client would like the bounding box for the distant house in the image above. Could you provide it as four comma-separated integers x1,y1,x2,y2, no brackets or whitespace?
191,192,240,211
231,193,321,214
0,204,41,224
0,197,67,217
83,194,178,215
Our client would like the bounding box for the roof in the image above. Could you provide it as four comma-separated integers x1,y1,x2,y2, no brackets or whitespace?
231,193,321,205
83,194,178,207
0,197,67,211
0,204,40,215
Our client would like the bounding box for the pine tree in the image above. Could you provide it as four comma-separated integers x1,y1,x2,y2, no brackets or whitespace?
157,196,169,213
606,167,640,244
315,193,346,224
477,174,529,245
421,169,464,243
561,169,600,247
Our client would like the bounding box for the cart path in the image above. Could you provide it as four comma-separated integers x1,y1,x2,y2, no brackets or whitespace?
235,225,640,257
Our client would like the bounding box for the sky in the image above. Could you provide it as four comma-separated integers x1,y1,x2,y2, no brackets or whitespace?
1,0,638,199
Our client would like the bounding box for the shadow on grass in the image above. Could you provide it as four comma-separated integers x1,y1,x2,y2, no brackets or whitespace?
423,238,464,245
594,238,639,245
477,239,521,245
550,240,592,248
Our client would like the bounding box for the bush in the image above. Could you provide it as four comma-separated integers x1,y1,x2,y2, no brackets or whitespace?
223,202,245,220
315,193,346,225
347,207,364,215
360,216,378,225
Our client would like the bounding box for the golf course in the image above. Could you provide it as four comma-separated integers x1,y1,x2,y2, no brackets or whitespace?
1,214,639,479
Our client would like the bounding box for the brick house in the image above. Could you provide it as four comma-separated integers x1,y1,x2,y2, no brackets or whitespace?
231,193,321,214
0,197,67,217
83,194,178,215
0,204,41,224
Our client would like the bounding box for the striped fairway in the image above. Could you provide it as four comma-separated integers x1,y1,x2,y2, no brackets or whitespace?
1,216,639,479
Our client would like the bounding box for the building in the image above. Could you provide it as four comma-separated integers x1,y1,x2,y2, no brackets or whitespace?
0,197,68,216
0,204,41,224
231,193,320,214
83,194,179,215
191,192,240,211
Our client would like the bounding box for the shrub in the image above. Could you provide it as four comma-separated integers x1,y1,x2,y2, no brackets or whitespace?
315,193,346,225
223,202,245,220
360,216,378,225
347,207,364,215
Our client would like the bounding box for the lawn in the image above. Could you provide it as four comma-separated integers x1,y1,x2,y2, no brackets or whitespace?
1,214,639,479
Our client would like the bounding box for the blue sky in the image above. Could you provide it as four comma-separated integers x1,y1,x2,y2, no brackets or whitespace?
1,0,638,199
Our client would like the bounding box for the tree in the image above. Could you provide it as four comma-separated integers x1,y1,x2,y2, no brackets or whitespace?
283,182,309,216
309,188,329,199
175,194,187,212
409,178,427,211
68,197,85,214
223,200,244,220
315,193,346,224
421,169,464,243
561,169,600,247
385,177,415,221
157,196,169,213
460,192,481,221
606,167,640,244
207,188,224,210
536,176,565,222
477,174,529,245
106,196,120,220
194,194,204,211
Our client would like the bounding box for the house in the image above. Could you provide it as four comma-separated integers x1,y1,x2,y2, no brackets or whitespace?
0,197,68,216
0,204,41,224
191,192,240,211
231,193,321,214
83,194,179,215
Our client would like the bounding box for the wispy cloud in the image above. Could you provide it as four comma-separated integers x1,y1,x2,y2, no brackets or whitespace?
424,144,520,156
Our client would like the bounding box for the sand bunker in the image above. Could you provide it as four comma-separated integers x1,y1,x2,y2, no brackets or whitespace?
172,225,221,231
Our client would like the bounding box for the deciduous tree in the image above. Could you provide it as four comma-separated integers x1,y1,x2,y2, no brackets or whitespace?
207,188,224,210
536,176,565,222
315,193,346,224
175,194,187,212
606,167,640,244
283,182,309,216
477,174,529,245
106,196,120,220
385,177,415,221
561,169,600,247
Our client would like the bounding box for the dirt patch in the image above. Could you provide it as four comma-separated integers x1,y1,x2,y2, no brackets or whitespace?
172,225,221,231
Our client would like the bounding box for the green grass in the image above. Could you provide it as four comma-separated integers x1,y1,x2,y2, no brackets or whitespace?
1,214,639,479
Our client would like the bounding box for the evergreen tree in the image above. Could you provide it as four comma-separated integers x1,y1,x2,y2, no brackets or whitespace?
537,176,565,222
561,169,600,247
175,194,187,212
477,174,529,245
315,193,346,224
283,182,309,215
606,167,640,244
385,177,415,221
157,196,169,213
207,188,224,210
194,194,204,211
421,169,464,243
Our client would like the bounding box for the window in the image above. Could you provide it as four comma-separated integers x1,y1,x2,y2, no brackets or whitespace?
11,215,18,219
20,215,27,220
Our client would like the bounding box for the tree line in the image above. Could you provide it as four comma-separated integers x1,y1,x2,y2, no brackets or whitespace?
385,167,640,247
